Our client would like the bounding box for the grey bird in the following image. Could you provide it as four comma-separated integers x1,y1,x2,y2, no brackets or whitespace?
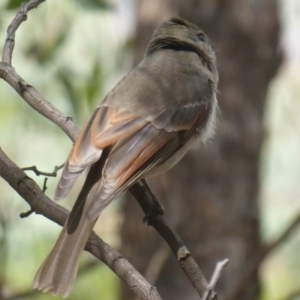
33,17,219,298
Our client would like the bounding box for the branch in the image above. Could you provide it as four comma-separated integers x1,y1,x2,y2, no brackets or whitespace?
0,0,79,141
203,259,229,300
0,63,79,141
22,164,64,177
0,147,162,300
129,180,228,300
2,0,45,65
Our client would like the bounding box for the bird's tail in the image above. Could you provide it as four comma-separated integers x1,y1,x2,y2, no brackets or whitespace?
33,191,97,298
33,152,109,298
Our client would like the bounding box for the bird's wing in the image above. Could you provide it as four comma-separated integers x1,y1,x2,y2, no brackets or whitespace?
54,106,147,201
54,107,102,201
85,101,211,220
55,51,214,211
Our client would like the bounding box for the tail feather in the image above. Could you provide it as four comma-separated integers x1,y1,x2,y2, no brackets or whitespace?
33,151,110,298
33,199,97,298
54,160,85,201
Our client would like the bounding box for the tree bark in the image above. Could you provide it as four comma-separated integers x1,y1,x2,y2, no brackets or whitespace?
121,1,281,299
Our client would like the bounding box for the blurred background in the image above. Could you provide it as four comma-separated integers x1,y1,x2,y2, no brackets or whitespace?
0,0,299,299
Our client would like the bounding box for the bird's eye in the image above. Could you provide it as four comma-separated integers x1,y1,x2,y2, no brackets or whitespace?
197,33,205,42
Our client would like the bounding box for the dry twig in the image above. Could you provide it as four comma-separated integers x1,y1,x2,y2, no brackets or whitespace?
129,180,228,299
22,164,64,177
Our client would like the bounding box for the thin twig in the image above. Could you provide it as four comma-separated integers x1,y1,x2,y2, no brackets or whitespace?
22,164,64,177
20,209,34,218
203,259,229,300
20,163,64,217
42,177,48,192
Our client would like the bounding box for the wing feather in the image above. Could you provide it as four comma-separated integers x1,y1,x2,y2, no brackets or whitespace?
55,99,210,218
55,107,109,201
93,117,147,149
86,124,181,220
108,107,136,124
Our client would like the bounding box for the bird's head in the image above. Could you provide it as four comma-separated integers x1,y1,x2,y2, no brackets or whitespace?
146,17,216,72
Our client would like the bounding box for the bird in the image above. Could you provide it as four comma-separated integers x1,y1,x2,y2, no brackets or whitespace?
33,17,219,298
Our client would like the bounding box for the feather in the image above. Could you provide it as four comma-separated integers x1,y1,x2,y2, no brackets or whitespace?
33,153,108,298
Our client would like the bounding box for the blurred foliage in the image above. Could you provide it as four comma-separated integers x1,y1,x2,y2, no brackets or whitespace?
0,208,10,296
25,19,72,65
259,1,300,298
56,61,104,117
85,62,104,109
